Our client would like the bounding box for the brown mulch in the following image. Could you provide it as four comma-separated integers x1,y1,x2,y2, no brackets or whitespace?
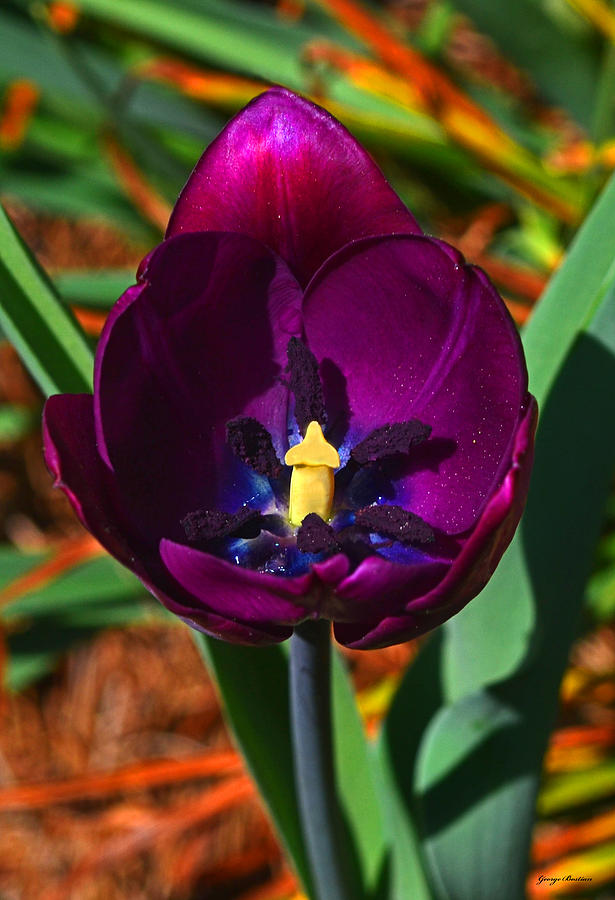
0,623,294,900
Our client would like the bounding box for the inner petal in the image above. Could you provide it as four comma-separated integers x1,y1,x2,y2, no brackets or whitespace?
95,232,303,542
303,235,527,534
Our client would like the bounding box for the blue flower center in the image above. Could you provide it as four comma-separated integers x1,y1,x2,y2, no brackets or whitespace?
181,339,436,574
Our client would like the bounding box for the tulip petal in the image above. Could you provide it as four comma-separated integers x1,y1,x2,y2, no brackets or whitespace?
160,539,315,625
94,232,302,543
304,235,528,533
166,87,420,286
44,393,143,565
334,397,537,648
321,555,448,623
43,393,292,645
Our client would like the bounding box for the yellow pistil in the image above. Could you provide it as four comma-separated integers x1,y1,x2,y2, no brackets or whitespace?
284,421,340,526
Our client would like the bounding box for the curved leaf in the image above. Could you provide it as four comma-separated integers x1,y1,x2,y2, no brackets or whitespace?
416,174,615,898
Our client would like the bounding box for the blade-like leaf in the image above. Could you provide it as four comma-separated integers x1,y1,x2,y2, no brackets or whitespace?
70,0,321,89
193,632,391,900
414,174,615,898
54,270,134,309
377,633,444,900
1,554,146,620
192,635,314,897
332,650,388,898
0,202,93,395
445,172,615,696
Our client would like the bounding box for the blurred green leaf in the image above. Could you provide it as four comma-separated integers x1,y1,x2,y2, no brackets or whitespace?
587,563,615,619
538,761,615,815
72,0,317,88
0,546,44,587
0,158,150,235
0,550,160,691
54,270,133,308
592,43,615,142
449,0,602,130
0,202,93,395
0,404,36,442
0,10,223,140
1,555,146,620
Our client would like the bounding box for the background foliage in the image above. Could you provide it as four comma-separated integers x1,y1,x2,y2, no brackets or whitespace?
1,0,615,897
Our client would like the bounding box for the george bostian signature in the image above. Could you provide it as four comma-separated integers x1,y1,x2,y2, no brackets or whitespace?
536,875,593,886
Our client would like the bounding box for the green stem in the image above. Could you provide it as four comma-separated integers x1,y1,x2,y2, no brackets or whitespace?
290,619,353,900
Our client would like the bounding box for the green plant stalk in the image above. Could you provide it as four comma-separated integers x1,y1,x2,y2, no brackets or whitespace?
290,620,353,900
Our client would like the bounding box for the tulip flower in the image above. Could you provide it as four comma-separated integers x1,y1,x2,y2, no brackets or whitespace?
43,87,536,650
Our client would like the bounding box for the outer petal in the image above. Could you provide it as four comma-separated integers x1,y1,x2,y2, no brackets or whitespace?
304,235,528,533
320,555,449,623
334,396,537,648
94,232,302,544
44,394,144,566
42,394,292,645
159,540,443,627
166,87,420,286
160,539,316,626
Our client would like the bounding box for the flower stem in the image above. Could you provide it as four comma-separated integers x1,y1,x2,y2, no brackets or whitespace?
290,619,353,900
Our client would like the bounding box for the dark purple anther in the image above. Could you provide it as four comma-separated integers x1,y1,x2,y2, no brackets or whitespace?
296,513,340,554
182,507,263,542
355,504,435,546
351,420,432,465
226,417,282,478
286,337,326,434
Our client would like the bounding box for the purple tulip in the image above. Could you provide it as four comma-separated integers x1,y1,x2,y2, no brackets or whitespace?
43,88,536,649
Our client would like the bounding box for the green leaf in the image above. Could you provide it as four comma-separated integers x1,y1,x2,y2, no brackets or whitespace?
0,160,149,236
414,174,615,898
332,650,388,898
1,555,146,620
444,171,615,696
592,43,615,143
586,563,615,620
0,404,36,442
415,688,537,900
377,633,444,900
0,202,93,396
54,270,134,309
192,635,315,897
70,0,321,89
193,632,391,900
538,761,615,815
0,549,160,691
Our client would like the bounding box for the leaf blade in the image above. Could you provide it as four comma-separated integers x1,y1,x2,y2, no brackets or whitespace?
0,203,93,396
415,174,615,898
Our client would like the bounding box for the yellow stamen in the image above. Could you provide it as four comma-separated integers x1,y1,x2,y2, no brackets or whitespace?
284,421,340,526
